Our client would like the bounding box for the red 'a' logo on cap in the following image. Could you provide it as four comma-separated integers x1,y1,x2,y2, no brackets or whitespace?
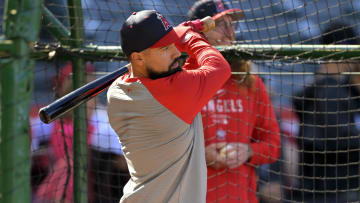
156,13,171,31
215,0,225,12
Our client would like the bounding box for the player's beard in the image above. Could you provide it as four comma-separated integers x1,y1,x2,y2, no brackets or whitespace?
147,57,182,80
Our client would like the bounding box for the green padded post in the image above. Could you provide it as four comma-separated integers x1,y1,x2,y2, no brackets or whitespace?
0,0,42,202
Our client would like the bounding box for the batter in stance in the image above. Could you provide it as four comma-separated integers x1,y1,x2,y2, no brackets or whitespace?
107,10,231,202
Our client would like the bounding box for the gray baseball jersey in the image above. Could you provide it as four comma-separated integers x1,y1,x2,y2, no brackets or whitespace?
107,32,231,203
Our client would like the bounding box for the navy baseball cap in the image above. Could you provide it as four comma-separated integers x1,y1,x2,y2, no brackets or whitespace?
188,0,244,21
121,10,189,57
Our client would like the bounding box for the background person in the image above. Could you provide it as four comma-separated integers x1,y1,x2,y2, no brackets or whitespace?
34,62,129,203
34,62,96,203
188,1,281,202
292,22,360,203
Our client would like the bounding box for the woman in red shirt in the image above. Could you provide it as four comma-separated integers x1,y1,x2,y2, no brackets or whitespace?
201,59,281,203
188,1,281,202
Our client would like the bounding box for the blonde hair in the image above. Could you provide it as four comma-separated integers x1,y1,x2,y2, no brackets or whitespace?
229,59,255,88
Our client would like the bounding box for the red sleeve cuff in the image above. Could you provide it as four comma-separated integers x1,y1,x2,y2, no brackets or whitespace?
248,143,278,165
248,143,261,165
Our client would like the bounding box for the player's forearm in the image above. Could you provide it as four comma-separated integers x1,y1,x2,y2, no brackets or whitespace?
191,38,230,75
179,30,230,75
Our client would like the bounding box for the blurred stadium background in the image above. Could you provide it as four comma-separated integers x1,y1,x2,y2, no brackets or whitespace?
1,0,359,106
1,0,360,202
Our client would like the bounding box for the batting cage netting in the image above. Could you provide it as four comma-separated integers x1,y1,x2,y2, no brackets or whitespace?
1,0,360,203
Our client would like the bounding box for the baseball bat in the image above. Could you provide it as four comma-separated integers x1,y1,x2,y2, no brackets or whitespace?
39,64,129,124
39,16,215,124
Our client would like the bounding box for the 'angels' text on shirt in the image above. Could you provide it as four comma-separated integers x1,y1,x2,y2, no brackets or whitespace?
203,99,243,113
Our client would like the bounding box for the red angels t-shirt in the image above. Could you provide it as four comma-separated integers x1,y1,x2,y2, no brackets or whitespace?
201,76,280,203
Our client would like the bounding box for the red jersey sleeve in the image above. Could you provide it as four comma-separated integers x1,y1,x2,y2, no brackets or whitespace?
140,31,231,124
249,77,281,165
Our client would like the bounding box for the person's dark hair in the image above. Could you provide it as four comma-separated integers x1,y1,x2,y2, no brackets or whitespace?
320,22,359,45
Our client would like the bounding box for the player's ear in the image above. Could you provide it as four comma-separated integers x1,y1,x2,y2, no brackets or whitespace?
130,52,145,66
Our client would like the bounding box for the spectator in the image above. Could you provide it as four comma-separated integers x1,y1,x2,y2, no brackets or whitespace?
30,105,54,196
188,1,281,202
34,62,96,203
292,22,360,203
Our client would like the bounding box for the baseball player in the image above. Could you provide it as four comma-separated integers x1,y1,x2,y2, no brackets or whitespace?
107,10,231,203
188,1,281,202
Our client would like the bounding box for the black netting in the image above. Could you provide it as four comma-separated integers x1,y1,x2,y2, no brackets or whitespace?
1,0,360,203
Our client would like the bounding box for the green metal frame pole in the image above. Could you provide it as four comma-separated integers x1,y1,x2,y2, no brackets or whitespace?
66,0,88,202
25,44,360,61
217,44,360,60
0,0,42,202
42,5,71,44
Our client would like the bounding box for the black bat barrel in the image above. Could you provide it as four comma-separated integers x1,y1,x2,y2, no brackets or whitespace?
39,66,129,124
